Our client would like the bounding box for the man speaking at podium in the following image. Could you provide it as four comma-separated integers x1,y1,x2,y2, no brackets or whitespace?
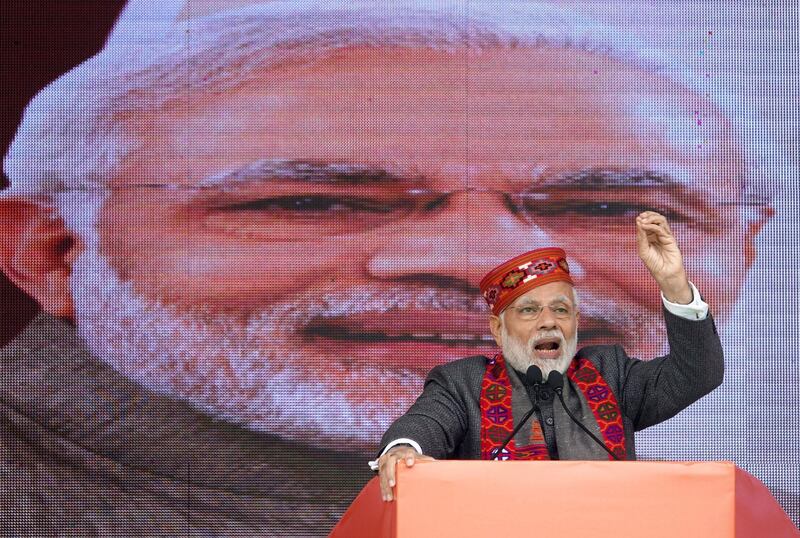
375,212,724,501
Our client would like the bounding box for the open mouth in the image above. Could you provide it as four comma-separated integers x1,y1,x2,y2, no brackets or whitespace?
535,341,561,351
532,337,562,360
534,339,561,351
301,311,623,370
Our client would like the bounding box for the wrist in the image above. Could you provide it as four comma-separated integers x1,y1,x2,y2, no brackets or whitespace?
381,438,422,457
658,272,692,304
389,444,417,454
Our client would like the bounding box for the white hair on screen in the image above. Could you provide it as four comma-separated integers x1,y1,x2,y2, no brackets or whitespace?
3,0,784,203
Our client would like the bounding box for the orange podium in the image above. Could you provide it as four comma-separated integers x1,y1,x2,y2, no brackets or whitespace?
331,461,798,537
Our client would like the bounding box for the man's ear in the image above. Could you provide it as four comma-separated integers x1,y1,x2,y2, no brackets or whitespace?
744,204,775,267
489,314,503,348
0,198,83,319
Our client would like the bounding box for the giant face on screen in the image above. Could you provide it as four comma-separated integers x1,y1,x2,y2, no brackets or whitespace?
1,2,770,452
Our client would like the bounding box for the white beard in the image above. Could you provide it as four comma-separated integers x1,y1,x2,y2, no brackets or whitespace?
500,325,577,380
68,244,436,453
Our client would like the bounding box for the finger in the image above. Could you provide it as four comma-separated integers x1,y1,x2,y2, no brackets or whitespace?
380,454,399,502
638,219,667,233
647,216,670,234
639,222,672,239
642,214,674,234
386,455,398,490
637,210,664,222
636,221,651,252
378,456,391,501
639,221,668,231
636,214,663,229
397,447,417,467
636,212,655,226
379,470,389,501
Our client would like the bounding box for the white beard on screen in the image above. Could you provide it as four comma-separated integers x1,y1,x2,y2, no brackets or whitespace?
500,326,577,380
68,245,431,452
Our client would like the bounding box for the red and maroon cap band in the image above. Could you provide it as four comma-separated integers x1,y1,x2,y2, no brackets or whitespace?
479,247,574,315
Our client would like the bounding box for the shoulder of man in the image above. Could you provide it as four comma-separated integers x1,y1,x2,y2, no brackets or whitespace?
573,344,629,384
426,354,491,379
576,344,620,362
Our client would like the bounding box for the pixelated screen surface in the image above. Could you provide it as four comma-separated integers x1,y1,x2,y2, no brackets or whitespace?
0,0,797,534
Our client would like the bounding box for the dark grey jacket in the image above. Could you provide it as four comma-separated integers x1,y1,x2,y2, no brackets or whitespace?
380,309,724,460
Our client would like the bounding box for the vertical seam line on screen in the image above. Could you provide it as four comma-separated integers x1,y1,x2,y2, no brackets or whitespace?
184,3,192,537
464,0,471,277
187,459,191,536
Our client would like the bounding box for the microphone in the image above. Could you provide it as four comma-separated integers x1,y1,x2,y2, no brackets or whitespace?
491,366,543,460
525,364,543,386
547,370,621,461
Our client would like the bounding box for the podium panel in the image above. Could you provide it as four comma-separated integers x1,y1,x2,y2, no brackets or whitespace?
331,461,798,537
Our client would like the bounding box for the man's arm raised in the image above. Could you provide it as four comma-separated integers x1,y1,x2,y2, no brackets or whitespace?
622,211,724,429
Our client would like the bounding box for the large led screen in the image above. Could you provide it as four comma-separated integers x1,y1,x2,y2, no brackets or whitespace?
1,1,797,535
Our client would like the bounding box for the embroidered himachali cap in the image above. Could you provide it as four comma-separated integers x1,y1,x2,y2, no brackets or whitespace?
479,247,574,315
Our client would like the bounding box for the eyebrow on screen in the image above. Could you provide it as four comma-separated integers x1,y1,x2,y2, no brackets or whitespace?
200,159,418,187
536,169,686,189
199,161,698,194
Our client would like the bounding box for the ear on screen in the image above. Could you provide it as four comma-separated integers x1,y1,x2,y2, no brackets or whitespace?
0,199,82,319
744,204,775,267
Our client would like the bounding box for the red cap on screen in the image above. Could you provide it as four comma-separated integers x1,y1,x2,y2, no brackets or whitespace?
479,247,574,315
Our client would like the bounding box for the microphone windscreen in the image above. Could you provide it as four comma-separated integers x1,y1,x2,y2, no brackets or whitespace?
546,370,564,389
526,365,543,385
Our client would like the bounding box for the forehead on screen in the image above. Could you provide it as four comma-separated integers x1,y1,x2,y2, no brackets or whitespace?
111,45,742,206
0,1,768,199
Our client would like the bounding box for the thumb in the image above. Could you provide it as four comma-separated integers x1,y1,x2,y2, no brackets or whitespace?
635,222,650,255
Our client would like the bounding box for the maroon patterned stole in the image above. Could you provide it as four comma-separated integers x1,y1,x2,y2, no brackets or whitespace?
480,354,626,460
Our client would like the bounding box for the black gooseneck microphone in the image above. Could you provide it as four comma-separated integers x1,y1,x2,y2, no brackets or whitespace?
491,365,543,460
547,370,621,461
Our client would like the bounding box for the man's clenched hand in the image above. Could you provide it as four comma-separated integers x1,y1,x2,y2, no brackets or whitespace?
635,211,693,304
378,445,435,501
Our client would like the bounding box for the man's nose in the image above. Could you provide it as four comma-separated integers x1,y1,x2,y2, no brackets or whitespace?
366,191,555,286
536,307,558,331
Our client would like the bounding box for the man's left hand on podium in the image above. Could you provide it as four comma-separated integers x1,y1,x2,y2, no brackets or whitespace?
377,445,435,501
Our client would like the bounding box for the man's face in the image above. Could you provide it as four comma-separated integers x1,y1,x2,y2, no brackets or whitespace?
491,281,579,378
70,44,749,449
